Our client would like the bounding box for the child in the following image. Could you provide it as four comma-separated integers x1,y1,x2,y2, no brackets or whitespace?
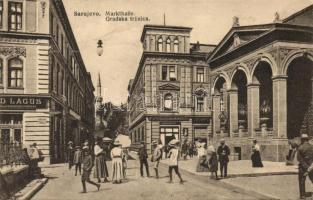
81,146,100,193
73,146,82,176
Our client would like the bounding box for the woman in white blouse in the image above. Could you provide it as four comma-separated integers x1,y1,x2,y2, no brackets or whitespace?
111,140,124,184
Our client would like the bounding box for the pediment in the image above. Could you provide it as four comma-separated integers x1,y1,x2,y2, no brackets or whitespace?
210,28,270,60
159,83,180,91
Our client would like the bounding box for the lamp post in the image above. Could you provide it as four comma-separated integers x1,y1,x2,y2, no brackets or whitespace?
97,40,103,56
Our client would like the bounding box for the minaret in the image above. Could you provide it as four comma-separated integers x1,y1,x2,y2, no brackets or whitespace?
97,73,102,97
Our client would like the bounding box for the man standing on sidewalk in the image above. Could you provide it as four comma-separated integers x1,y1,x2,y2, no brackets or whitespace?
217,139,230,178
138,142,150,177
167,142,184,184
297,134,313,199
151,141,162,178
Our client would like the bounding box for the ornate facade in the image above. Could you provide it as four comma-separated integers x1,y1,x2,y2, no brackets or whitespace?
209,5,313,161
0,0,95,164
128,25,215,154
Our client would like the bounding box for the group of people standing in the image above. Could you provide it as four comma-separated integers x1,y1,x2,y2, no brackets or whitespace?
195,139,263,179
67,138,128,193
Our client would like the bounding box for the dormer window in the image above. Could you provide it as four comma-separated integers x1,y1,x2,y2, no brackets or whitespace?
174,39,179,53
157,37,163,52
166,38,171,52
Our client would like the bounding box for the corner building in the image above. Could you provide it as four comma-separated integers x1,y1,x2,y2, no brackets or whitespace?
128,25,215,154
209,5,313,161
0,0,95,164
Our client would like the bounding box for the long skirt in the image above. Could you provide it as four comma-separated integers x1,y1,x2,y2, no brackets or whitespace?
111,157,124,182
94,155,109,178
196,155,209,172
251,151,264,167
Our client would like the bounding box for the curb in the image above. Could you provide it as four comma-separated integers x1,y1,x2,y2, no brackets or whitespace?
16,177,48,200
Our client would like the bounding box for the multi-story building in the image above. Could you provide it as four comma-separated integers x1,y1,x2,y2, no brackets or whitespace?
0,0,95,164
209,5,313,161
128,25,215,153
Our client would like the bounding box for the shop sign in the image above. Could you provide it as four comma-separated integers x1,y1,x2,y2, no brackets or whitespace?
0,96,48,110
192,118,210,124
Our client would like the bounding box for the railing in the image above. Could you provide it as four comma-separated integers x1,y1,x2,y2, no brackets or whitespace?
0,142,24,168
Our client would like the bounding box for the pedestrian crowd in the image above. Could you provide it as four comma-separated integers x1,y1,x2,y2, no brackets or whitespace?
66,137,128,193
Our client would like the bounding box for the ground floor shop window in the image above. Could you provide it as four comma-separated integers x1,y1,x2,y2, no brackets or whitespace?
0,114,23,143
160,127,179,146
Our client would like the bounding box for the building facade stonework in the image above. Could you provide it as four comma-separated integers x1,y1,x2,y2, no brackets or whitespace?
128,25,215,154
209,5,313,161
0,0,95,164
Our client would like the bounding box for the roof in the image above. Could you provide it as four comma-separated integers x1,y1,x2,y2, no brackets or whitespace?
140,24,192,42
283,4,313,23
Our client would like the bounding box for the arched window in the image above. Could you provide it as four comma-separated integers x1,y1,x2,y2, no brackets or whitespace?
157,37,163,52
8,58,23,88
0,59,3,84
166,38,171,52
164,93,173,111
174,39,179,53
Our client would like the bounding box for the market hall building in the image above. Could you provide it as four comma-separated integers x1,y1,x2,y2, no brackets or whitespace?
128,25,215,154
209,5,313,161
0,0,95,164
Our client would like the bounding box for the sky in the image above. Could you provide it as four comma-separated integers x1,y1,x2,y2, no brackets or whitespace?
62,0,313,104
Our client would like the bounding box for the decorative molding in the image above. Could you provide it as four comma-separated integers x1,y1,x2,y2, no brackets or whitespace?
245,57,260,72
279,48,293,62
159,83,180,91
41,1,47,18
0,37,36,44
0,47,26,57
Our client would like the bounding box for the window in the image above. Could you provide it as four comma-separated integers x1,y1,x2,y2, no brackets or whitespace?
196,97,204,112
166,38,171,52
61,35,64,55
14,129,21,143
0,1,3,28
164,93,173,111
162,66,167,81
174,39,179,53
169,66,176,81
9,2,22,31
8,58,23,88
196,68,204,82
157,37,163,52
0,59,2,84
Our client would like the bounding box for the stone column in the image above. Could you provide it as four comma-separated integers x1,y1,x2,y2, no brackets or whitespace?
272,76,287,138
228,89,238,137
213,94,221,135
247,83,260,138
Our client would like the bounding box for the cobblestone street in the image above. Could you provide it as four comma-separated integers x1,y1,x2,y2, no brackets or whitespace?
33,160,271,200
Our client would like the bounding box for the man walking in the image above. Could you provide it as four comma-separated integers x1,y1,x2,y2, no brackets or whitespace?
151,141,162,178
297,134,313,199
138,142,150,177
167,142,184,184
81,146,100,193
217,139,230,178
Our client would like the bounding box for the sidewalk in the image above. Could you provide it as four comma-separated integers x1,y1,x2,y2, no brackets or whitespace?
161,157,298,177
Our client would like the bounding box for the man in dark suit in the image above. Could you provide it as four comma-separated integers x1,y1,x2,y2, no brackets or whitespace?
297,134,313,199
138,142,150,177
217,139,230,178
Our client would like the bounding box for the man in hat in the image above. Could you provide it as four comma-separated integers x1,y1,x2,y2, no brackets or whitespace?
81,146,100,193
67,141,74,170
151,140,162,178
217,139,230,178
297,134,313,199
138,142,150,177
167,143,183,184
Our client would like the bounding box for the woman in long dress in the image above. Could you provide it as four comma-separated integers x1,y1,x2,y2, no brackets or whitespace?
207,145,218,180
251,139,264,167
196,143,209,172
111,141,124,184
94,138,109,183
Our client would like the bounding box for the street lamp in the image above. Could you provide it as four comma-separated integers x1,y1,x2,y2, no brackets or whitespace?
97,40,103,56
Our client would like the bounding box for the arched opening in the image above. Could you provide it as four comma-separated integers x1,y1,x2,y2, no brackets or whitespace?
166,38,171,52
157,37,163,52
253,61,273,129
164,93,173,111
231,70,248,129
174,39,179,53
8,57,23,88
213,77,228,134
287,56,313,139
